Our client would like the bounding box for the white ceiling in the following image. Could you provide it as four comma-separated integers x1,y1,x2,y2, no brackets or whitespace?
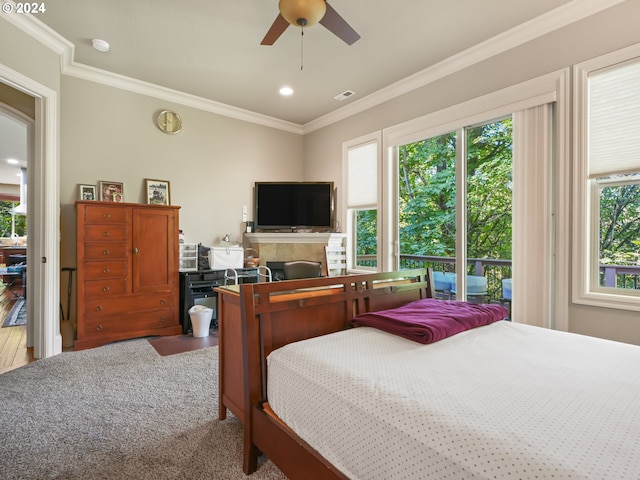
0,0,621,183
32,0,580,126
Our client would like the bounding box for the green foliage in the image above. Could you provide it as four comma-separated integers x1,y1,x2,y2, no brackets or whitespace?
0,201,27,238
356,209,377,255
397,118,513,261
598,182,640,266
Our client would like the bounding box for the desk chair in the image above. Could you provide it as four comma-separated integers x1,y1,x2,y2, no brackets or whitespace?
283,260,323,280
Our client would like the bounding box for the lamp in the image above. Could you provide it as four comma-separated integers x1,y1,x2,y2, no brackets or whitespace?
279,0,327,27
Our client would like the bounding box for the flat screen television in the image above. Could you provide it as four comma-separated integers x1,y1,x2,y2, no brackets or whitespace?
254,181,335,231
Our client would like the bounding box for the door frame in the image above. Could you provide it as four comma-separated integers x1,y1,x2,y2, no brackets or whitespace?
0,62,61,358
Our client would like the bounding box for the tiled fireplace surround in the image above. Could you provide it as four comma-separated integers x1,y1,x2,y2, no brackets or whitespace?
243,232,347,278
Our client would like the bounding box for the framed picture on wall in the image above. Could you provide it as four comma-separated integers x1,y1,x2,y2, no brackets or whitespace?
98,181,124,202
145,178,170,205
78,184,97,201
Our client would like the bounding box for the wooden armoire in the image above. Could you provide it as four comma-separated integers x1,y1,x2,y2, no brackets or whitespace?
75,201,182,350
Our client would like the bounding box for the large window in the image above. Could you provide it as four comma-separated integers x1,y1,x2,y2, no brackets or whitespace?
397,119,513,304
344,71,565,326
574,46,640,310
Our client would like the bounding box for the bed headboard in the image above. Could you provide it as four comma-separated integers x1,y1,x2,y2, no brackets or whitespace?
239,269,434,400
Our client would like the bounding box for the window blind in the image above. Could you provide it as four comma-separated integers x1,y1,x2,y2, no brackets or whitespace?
589,58,640,178
347,142,377,207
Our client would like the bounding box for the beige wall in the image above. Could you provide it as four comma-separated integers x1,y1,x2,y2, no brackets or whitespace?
303,0,640,344
59,76,304,270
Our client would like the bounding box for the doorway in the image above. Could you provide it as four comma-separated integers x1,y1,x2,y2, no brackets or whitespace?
0,106,30,368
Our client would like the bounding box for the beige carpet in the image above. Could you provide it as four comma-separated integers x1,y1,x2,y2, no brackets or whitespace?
0,339,286,480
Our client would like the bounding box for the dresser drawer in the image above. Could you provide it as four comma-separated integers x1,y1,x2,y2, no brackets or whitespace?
84,243,128,260
83,308,177,336
84,205,129,224
84,261,127,279
85,224,128,242
84,292,175,317
84,279,128,297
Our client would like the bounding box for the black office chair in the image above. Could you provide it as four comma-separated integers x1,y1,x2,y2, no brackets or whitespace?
283,260,323,280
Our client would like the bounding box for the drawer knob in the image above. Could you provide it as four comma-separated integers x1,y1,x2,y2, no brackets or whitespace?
103,268,110,273
103,286,110,292
160,317,166,322
103,250,110,255
103,213,110,218
160,299,166,304
133,247,139,255
103,231,110,236
95,305,103,312
96,325,103,331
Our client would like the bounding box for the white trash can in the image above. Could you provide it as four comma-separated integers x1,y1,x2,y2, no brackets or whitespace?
188,305,213,337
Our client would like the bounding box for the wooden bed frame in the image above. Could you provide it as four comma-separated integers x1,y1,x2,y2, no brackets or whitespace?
237,269,435,478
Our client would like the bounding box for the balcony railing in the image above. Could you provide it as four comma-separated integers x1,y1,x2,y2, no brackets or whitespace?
355,254,640,302
400,255,512,302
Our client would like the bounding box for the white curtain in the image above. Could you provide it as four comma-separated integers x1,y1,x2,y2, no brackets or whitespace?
512,104,554,328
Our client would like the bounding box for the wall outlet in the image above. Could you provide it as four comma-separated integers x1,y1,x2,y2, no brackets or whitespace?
242,205,248,222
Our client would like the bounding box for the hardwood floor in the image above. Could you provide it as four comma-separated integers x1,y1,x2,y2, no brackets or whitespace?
0,283,34,375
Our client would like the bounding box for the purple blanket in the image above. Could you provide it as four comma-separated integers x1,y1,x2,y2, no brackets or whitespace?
350,298,508,344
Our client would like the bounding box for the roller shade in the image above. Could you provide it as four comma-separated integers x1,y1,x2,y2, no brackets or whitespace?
347,142,377,207
589,58,640,178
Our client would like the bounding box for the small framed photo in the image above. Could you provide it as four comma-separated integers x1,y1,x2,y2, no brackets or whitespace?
98,181,124,202
78,184,97,201
145,179,171,205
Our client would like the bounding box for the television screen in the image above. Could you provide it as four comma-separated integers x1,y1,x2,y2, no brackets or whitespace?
254,182,334,230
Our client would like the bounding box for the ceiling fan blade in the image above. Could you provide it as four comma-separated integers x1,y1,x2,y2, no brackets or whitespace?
319,2,360,45
261,13,290,45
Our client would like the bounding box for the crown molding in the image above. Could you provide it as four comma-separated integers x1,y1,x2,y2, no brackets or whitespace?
5,0,627,136
3,3,304,135
62,62,304,135
302,0,628,134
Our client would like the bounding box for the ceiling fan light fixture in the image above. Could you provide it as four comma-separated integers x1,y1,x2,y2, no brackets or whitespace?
279,0,327,28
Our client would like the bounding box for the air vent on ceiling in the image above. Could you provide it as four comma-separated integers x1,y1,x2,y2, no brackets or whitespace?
334,90,356,101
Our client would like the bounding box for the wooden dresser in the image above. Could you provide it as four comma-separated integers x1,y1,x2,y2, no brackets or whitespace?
75,201,182,350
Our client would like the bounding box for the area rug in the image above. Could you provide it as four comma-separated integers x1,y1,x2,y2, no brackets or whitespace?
2,298,25,327
0,339,286,480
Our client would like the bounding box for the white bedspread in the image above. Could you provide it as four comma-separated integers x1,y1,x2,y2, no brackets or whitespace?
267,321,640,480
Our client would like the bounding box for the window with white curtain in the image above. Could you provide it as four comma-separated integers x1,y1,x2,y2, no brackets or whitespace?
574,46,640,311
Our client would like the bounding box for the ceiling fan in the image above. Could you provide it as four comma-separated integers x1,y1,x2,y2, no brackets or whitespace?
261,0,360,46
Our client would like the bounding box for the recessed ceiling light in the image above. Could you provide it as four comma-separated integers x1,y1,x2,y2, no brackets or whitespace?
279,86,294,96
92,38,110,53
7,159,18,165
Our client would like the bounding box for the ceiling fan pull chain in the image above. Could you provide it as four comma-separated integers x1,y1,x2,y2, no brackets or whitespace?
300,27,304,71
